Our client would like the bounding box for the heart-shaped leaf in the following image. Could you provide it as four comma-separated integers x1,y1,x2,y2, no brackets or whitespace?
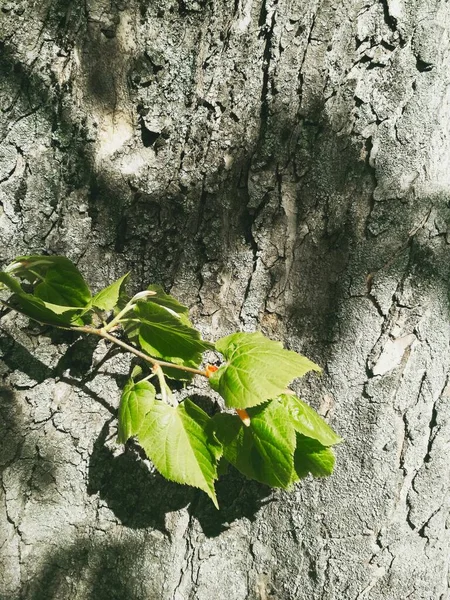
212,398,297,488
138,399,221,508
117,377,156,443
93,273,130,312
209,332,321,409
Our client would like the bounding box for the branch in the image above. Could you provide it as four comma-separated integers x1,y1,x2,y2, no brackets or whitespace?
70,325,209,378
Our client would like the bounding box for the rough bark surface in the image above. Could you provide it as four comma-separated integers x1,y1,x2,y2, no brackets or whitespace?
1,0,450,598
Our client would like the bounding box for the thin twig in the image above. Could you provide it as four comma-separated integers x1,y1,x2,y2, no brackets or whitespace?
70,325,209,378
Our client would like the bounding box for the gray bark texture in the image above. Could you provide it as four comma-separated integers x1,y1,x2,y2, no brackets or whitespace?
1,0,450,598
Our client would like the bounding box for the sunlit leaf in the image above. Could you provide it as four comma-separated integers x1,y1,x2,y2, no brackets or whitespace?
138,399,221,507
281,394,343,446
209,332,321,409
117,377,156,444
93,273,130,312
212,398,297,488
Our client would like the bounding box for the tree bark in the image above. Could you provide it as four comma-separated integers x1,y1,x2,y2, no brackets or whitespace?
1,0,450,598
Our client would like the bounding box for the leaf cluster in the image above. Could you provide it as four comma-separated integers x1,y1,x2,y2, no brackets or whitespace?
0,256,342,508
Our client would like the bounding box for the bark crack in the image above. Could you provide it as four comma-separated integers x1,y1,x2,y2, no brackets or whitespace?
378,0,405,45
258,0,278,138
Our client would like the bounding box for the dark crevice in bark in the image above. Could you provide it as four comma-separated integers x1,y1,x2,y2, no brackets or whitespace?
364,135,377,239
139,119,161,148
423,398,439,464
172,510,197,598
417,505,441,541
415,57,434,73
366,274,384,319
298,14,316,113
258,0,278,139
378,0,405,45
239,164,260,323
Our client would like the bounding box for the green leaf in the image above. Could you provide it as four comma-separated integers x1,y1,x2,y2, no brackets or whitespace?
281,394,343,446
6,255,91,307
293,434,336,479
212,398,297,488
123,300,213,368
209,332,321,409
0,273,84,326
146,285,192,326
138,399,221,508
92,273,130,312
0,272,25,295
117,378,156,444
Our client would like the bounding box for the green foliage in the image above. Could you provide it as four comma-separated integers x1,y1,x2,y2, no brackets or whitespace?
117,367,156,443
209,332,321,408
213,398,297,488
282,394,343,446
138,399,221,508
92,273,130,312
122,299,213,369
293,435,336,478
0,255,342,508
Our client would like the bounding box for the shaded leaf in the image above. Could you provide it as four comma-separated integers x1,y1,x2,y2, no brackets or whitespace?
93,273,129,312
138,399,221,507
212,398,296,488
146,284,192,326
160,361,197,382
209,332,321,409
0,272,23,295
293,434,336,479
0,272,84,326
117,378,156,444
7,255,91,307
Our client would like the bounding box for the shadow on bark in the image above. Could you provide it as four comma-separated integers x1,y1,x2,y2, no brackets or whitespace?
0,329,123,418
0,386,23,468
2,8,450,597
16,538,158,600
87,419,273,538
0,329,271,534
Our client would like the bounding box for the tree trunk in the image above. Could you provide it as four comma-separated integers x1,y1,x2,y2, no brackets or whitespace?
1,0,449,598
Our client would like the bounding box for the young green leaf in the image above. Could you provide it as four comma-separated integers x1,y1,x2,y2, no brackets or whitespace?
0,272,23,295
209,332,321,409
146,285,192,326
0,272,85,326
212,398,297,488
281,394,343,446
92,273,130,312
123,300,213,368
293,434,336,479
138,399,221,508
117,378,156,444
5,255,91,308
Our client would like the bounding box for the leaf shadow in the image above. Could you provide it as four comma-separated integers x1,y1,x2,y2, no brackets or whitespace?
87,419,273,538
16,537,159,600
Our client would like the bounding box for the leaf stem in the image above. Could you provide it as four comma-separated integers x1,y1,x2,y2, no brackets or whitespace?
103,301,136,332
70,325,209,378
153,364,176,407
